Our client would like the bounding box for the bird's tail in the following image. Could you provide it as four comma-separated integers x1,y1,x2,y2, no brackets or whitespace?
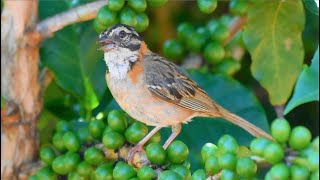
210,105,274,141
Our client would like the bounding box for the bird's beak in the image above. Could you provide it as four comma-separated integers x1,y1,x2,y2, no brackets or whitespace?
97,36,115,52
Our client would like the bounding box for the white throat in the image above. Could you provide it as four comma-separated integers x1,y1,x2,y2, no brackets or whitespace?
104,47,139,80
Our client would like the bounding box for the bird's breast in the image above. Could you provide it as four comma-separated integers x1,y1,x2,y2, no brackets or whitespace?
106,72,196,127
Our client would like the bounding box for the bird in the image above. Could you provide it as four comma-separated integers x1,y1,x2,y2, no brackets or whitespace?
97,24,273,162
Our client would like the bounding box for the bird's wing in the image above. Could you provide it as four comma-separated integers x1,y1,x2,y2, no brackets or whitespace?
143,53,218,113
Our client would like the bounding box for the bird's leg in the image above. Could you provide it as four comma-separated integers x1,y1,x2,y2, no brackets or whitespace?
163,124,182,149
127,126,162,164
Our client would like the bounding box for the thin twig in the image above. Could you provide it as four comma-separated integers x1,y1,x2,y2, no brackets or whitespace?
224,16,247,45
274,105,285,118
35,0,107,39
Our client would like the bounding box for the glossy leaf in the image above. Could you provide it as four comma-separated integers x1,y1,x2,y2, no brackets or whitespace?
40,1,106,111
284,47,319,114
303,0,319,16
243,0,305,105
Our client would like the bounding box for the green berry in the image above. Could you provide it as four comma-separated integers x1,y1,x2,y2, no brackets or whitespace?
76,126,94,144
108,0,125,11
289,126,312,150
204,42,225,64
159,170,183,180
218,153,237,170
137,166,157,180
218,135,239,154
64,152,80,172
89,120,105,139
236,157,257,178
308,151,319,171
136,13,149,32
103,130,125,149
36,167,57,180
120,8,137,27
84,147,105,165
146,143,166,165
250,138,271,156
187,32,207,52
177,22,195,43
167,140,189,164
210,23,229,42
93,19,107,33
300,145,313,157
77,161,93,177
128,0,147,12
201,143,220,163
125,122,148,144
170,164,191,180
229,0,249,16
271,118,291,143
96,6,118,27
163,39,184,60
56,120,70,133
220,169,238,180
52,156,68,175
269,163,290,180
215,58,241,76
113,162,137,180
95,163,114,180
68,172,86,180
147,0,168,8
63,131,80,152
197,0,218,14
191,169,206,180
312,136,319,151
207,20,229,42
107,110,128,133
205,156,220,175
291,165,309,180
263,142,284,164
236,145,252,158
40,146,56,165
52,132,66,152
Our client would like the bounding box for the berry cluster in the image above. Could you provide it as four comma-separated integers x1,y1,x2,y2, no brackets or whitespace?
194,118,319,179
163,0,250,75
30,108,319,180
29,110,190,179
94,0,167,33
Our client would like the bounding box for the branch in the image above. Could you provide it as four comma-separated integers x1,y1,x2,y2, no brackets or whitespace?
35,0,107,39
224,16,247,45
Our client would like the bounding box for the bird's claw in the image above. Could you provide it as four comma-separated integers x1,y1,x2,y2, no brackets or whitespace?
127,145,144,165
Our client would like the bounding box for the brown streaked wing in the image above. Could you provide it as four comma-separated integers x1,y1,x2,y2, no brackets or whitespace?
144,53,217,113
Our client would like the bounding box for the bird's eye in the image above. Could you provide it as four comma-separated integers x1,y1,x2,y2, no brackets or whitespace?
119,30,127,38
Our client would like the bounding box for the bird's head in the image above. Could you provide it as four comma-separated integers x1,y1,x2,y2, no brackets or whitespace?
98,24,146,79
98,24,142,53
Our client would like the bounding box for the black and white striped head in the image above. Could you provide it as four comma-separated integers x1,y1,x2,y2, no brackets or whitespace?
98,24,142,52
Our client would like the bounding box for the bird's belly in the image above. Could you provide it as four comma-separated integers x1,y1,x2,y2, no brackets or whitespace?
106,75,196,127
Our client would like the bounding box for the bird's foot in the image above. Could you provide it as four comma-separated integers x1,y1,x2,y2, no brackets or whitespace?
127,144,145,166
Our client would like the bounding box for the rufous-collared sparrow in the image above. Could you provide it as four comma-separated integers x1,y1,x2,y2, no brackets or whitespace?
98,24,273,162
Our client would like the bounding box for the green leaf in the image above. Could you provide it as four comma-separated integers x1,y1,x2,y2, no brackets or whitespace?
107,71,269,170
40,1,106,111
284,47,319,114
303,0,319,16
43,80,79,120
243,1,305,105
